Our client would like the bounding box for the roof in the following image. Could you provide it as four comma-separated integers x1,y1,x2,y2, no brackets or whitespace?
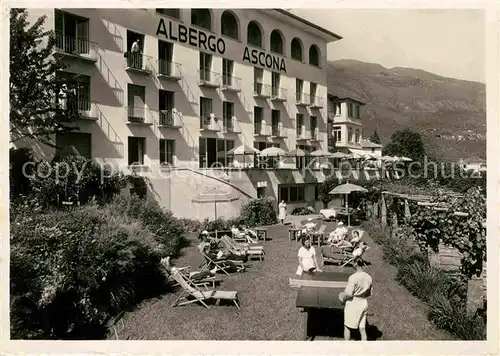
327,94,366,106
462,158,486,164
273,9,342,41
361,139,383,148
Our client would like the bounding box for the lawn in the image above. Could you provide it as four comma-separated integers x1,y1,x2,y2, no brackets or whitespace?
113,218,454,340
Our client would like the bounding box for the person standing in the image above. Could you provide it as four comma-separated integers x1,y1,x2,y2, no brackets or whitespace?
296,238,322,275
130,39,141,69
339,258,373,341
278,200,287,224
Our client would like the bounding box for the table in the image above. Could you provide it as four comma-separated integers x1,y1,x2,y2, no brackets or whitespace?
289,227,301,241
254,227,268,241
291,271,351,340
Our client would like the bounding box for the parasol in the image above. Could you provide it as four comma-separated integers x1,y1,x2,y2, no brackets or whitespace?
329,183,368,226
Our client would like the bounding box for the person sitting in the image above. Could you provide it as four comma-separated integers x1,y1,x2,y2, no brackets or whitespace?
240,225,259,243
161,255,216,279
296,238,322,275
198,232,248,264
327,222,351,248
350,229,362,248
231,225,247,240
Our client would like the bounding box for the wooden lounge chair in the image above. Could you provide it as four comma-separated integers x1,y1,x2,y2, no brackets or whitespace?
170,269,240,309
221,235,264,251
199,250,246,275
340,244,369,268
220,236,265,261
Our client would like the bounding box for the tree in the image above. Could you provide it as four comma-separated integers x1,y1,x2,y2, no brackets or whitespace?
318,177,338,208
10,9,80,147
369,129,381,144
383,129,426,160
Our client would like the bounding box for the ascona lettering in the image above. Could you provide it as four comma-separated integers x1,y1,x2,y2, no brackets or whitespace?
242,47,287,73
156,18,226,55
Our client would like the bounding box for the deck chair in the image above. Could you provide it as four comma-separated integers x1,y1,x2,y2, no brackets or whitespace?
340,244,370,268
160,258,220,289
310,225,327,247
221,236,265,261
199,250,246,275
170,269,240,309
222,235,264,250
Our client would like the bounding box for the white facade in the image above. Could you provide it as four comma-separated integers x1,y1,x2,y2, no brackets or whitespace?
21,8,350,219
327,95,365,151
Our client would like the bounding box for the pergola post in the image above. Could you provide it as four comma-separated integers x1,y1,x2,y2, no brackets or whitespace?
381,193,387,226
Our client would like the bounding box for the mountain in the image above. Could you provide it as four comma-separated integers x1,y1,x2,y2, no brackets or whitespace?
327,59,486,161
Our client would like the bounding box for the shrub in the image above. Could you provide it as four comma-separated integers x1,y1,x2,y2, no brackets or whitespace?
29,154,127,208
10,147,35,198
239,197,277,227
10,203,168,339
291,206,315,215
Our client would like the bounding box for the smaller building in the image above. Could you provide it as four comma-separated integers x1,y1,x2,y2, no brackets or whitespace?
350,139,383,158
460,158,486,173
327,94,365,152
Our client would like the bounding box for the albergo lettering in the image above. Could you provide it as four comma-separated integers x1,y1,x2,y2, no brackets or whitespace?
242,47,286,73
156,18,226,55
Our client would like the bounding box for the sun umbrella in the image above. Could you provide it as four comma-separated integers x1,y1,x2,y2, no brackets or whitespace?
228,144,260,155
329,183,368,226
310,149,333,157
260,147,287,157
400,156,413,162
286,148,309,157
331,152,349,159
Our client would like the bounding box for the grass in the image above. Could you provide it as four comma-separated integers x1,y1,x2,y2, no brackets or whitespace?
113,220,453,340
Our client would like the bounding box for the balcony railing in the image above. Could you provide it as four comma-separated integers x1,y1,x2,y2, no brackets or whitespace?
271,87,287,102
54,32,98,62
296,92,311,106
198,69,221,87
58,99,99,120
200,115,221,131
222,116,240,133
222,74,242,92
309,95,324,108
253,83,272,98
254,121,272,136
157,60,182,81
271,122,287,138
126,106,152,124
124,52,153,74
296,127,311,140
159,110,182,128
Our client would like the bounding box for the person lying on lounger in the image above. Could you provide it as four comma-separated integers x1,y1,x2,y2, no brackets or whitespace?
198,232,248,263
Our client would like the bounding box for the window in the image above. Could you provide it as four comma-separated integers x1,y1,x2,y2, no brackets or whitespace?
333,126,342,142
156,9,180,19
271,72,280,97
128,137,146,165
200,97,213,128
309,45,320,66
296,113,304,135
191,9,212,30
57,72,91,112
347,102,360,118
223,101,234,131
270,30,284,54
272,109,280,136
247,21,262,47
355,129,361,143
291,37,303,61
310,82,317,98
127,84,145,121
279,185,306,203
334,102,342,115
310,116,317,133
221,11,239,40
158,40,174,75
216,139,234,167
254,106,263,134
254,67,264,94
296,79,303,102
348,128,353,142
199,52,212,81
222,59,234,86
159,139,175,165
54,10,90,55
159,89,174,125
56,132,92,158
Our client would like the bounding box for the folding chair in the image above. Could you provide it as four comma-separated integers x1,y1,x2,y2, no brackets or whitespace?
340,244,369,268
199,250,246,275
221,235,264,252
170,269,240,309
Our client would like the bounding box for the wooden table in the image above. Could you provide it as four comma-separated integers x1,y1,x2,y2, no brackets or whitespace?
291,271,350,340
289,227,301,241
254,227,268,241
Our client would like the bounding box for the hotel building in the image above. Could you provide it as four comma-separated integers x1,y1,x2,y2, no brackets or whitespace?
23,8,380,219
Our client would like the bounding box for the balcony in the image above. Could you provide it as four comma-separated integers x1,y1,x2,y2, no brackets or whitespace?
126,106,153,125
198,69,221,88
58,99,99,121
271,122,287,138
271,87,287,102
310,127,321,142
296,128,311,141
296,93,311,107
200,115,221,131
309,96,324,109
222,75,242,92
54,33,98,63
254,121,272,137
222,116,241,134
124,53,153,75
157,60,182,81
253,83,271,99
158,110,183,128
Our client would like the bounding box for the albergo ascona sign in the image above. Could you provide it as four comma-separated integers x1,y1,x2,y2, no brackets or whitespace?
156,18,287,73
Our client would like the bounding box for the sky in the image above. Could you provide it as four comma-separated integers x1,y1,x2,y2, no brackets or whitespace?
292,9,485,83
